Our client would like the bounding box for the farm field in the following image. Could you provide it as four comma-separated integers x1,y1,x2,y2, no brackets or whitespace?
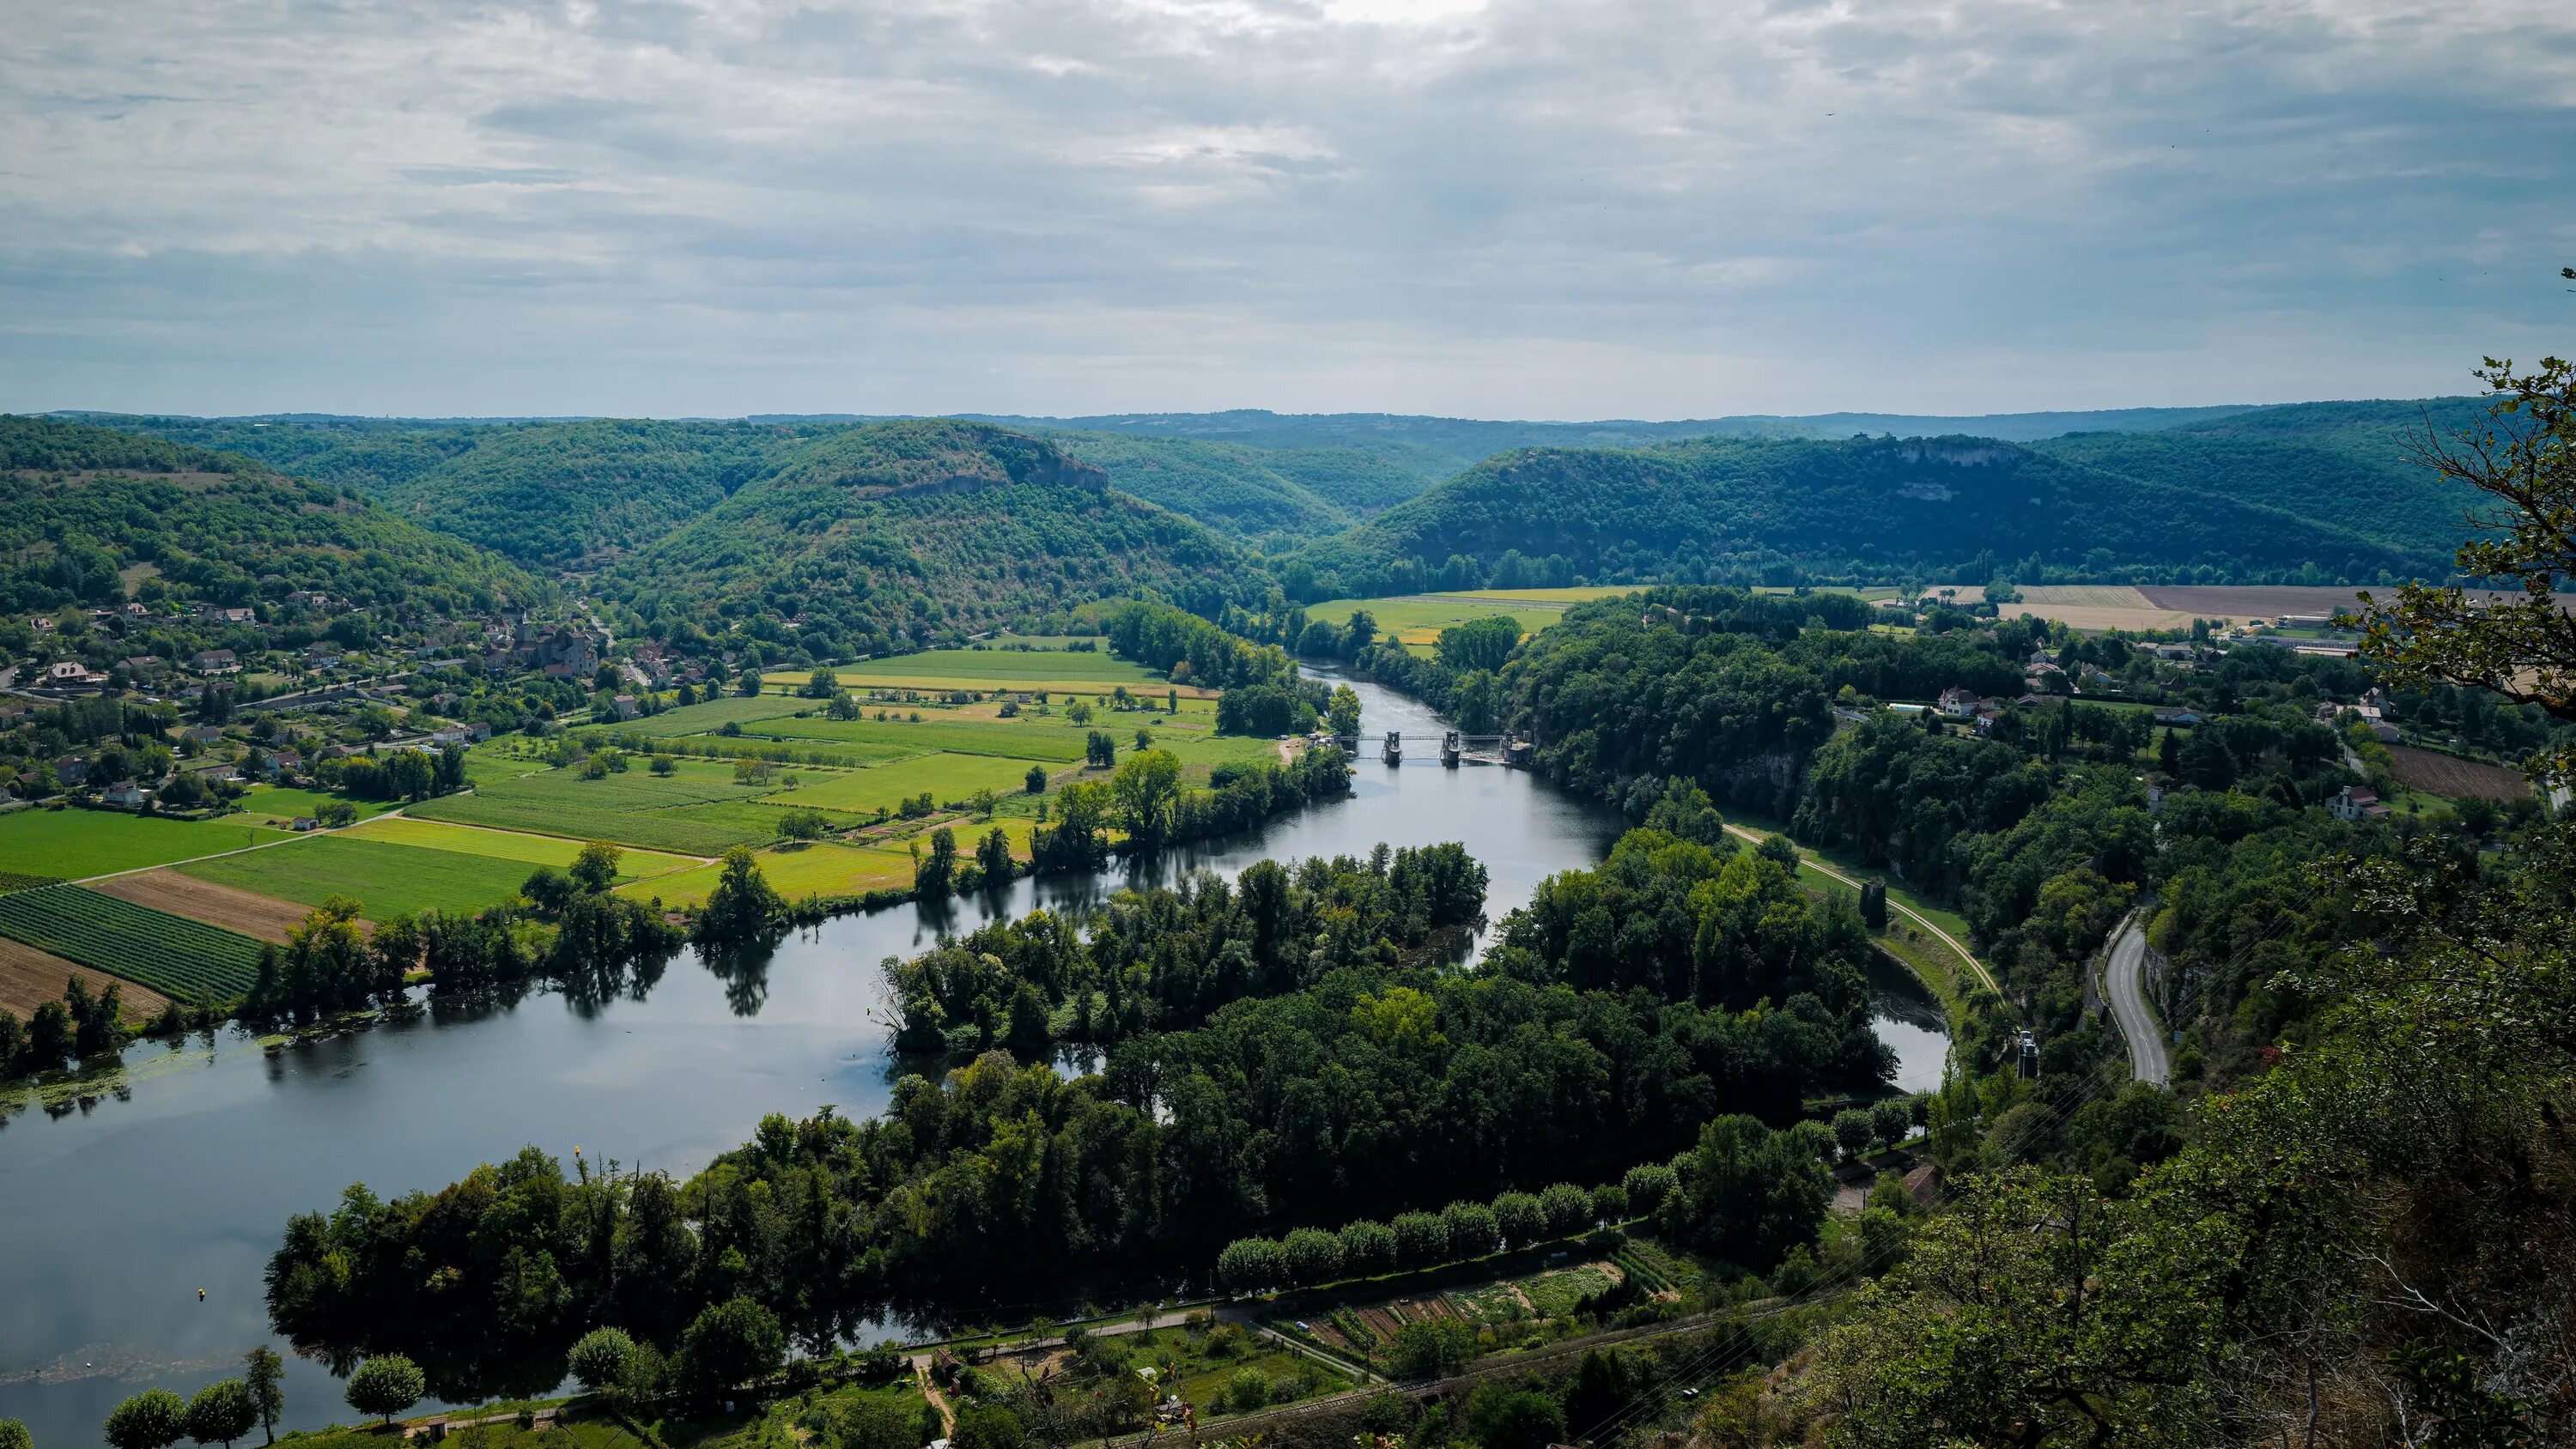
620,841,918,907
773,647,1210,692
343,815,699,874
180,836,539,919
93,870,317,942
762,753,1057,815
1302,594,1567,652
0,936,171,1021
617,694,811,734
410,760,770,852
231,785,398,828
732,714,1092,761
2385,743,2530,801
181,829,690,919
0,809,290,881
0,884,266,1003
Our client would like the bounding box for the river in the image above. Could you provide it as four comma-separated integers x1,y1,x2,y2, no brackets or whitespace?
0,672,1944,1447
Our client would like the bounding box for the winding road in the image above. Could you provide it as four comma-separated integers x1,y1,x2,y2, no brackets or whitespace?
2103,911,2169,1086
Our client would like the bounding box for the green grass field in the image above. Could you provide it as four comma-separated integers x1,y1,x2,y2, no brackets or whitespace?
180,836,553,919
792,648,1181,686
1302,595,1568,651
343,815,697,874
0,809,290,880
733,714,1093,761
620,840,920,906
0,884,265,1001
231,785,398,828
617,694,811,734
763,753,1056,815
410,760,775,852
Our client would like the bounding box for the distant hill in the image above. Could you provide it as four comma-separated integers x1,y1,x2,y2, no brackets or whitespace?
2027,397,2493,564
70,398,2502,585
1290,433,2439,597
0,415,540,617
596,420,1252,651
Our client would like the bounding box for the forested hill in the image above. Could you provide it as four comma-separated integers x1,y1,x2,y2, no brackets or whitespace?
0,415,540,616
593,419,1253,652
2026,396,2494,565
1290,432,2441,595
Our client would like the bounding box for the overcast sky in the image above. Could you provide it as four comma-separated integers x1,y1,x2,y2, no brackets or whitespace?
3,0,2570,420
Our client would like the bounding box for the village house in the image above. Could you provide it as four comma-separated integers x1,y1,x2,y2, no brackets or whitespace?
100,780,150,808
190,647,240,675
1937,686,1984,717
611,694,641,721
52,755,90,785
2330,785,2391,823
44,660,109,688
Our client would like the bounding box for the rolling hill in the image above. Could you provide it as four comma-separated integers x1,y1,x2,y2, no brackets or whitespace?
2027,397,2493,564
595,420,1254,652
1289,432,2442,597
0,415,540,617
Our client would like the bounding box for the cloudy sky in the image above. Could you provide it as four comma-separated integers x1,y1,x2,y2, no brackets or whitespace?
3,0,2570,419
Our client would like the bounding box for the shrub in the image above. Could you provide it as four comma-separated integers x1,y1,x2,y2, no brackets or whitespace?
1539,1182,1592,1236
182,1379,257,1449
1387,1318,1474,1380
567,1326,638,1392
104,1390,188,1449
1442,1200,1500,1258
677,1297,786,1399
1338,1219,1398,1277
1282,1226,1345,1286
1218,1236,1287,1294
1391,1210,1449,1266
343,1356,425,1425
1492,1191,1545,1247
1622,1162,1675,1212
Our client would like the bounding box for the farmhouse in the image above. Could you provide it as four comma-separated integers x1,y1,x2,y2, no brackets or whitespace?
190,648,240,674
2330,785,2391,823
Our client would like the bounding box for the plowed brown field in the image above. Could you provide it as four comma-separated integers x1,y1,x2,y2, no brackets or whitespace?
2386,745,2530,801
0,937,170,1021
91,870,319,943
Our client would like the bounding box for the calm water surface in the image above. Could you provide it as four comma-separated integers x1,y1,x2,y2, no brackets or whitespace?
0,673,1941,1446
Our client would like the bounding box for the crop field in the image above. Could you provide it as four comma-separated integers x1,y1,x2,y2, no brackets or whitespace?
620,694,811,734
410,760,771,851
621,841,920,906
0,936,172,1021
790,647,1191,687
0,809,290,881
343,815,699,874
0,884,266,1002
180,836,546,919
93,870,317,942
732,714,1093,761
2385,744,2530,801
230,785,398,828
1303,595,1564,650
762,753,1054,815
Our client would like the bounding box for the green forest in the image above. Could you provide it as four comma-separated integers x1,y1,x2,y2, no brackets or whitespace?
0,416,539,618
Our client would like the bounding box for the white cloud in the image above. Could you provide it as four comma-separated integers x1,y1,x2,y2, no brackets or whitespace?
0,0,2568,416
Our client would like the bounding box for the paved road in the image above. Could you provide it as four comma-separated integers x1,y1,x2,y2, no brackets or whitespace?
1724,823,2000,997
2103,910,2169,1086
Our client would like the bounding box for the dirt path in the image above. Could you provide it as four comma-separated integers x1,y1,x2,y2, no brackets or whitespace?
915,1365,956,1439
